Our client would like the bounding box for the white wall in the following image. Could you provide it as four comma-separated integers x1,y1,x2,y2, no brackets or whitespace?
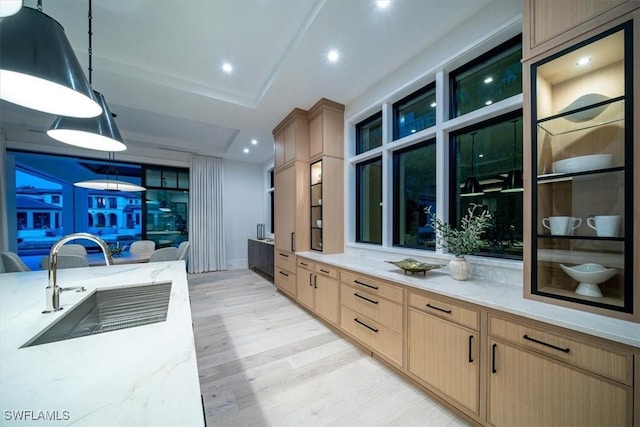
223,159,266,269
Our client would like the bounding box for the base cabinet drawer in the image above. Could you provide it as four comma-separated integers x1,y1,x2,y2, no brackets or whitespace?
275,269,296,297
275,250,296,272
340,270,403,303
488,338,632,427
341,284,403,334
340,306,402,366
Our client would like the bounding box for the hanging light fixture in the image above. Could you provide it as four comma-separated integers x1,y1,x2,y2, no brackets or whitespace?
501,119,524,193
0,3,102,117
74,152,146,192
0,0,23,17
47,0,126,152
461,132,484,197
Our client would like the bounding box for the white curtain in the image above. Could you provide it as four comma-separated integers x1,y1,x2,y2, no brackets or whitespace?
188,155,226,273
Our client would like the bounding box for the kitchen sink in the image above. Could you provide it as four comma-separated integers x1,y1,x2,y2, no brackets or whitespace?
22,281,172,348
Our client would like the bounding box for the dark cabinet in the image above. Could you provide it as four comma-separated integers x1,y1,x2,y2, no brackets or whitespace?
248,239,274,281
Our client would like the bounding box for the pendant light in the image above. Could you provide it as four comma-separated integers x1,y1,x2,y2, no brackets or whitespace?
47,0,126,152
461,132,484,197
74,152,146,192
0,0,22,17
0,2,102,117
501,119,523,193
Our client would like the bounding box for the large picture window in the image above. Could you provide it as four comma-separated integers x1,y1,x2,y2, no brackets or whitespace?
450,112,523,258
356,112,383,155
393,84,436,140
393,140,437,249
451,36,522,118
356,157,383,244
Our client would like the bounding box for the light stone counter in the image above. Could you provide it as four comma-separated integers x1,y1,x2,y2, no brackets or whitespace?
297,251,640,349
0,261,203,426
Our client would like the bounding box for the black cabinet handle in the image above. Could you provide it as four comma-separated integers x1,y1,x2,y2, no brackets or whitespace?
491,343,497,374
354,279,378,290
426,303,452,314
279,252,289,258
291,232,295,252
354,317,378,333
309,273,313,287
314,275,317,288
320,268,330,274
468,335,474,363
279,271,289,277
523,334,570,353
354,292,379,305
300,262,308,266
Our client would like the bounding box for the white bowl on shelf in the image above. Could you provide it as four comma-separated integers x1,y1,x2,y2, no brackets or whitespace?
552,154,613,174
559,93,610,123
560,263,617,297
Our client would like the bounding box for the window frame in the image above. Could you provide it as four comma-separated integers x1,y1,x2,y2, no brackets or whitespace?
355,155,383,245
392,82,436,141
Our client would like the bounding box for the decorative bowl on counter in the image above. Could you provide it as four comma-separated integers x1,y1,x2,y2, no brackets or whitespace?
552,154,613,174
560,263,617,297
385,258,445,276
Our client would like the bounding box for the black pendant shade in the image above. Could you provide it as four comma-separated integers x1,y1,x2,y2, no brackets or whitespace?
501,169,523,192
461,176,484,197
0,7,102,118
48,91,126,152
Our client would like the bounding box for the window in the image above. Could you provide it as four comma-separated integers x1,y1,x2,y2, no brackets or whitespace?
356,157,383,244
393,84,436,140
450,112,523,258
109,197,117,209
356,112,383,155
144,165,189,247
393,140,437,249
96,197,106,209
451,36,522,117
51,195,60,204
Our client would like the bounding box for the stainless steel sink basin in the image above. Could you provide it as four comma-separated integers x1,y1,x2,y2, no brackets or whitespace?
23,281,172,348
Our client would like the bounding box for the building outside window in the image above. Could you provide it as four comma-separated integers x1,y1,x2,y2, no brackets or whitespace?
393,139,437,250
355,112,383,155
356,156,383,244
393,84,436,140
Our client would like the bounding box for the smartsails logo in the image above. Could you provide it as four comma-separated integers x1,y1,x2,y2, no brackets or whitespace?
4,410,70,421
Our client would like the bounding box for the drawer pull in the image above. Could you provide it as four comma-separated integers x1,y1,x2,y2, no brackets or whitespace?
309,273,313,287
523,334,570,353
300,262,308,266
314,275,317,289
354,279,378,290
354,292,379,305
426,303,452,314
468,335,474,363
279,271,289,277
279,252,289,258
319,268,330,274
491,343,497,374
354,317,378,333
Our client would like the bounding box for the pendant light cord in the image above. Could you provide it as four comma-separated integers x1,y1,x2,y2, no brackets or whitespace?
511,119,518,168
37,0,42,12
88,0,93,85
470,132,477,176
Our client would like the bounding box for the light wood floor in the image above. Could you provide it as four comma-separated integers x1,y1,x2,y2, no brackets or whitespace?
188,269,469,427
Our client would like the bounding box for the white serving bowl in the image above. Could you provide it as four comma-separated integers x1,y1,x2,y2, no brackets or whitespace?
560,263,617,297
559,93,610,122
552,154,613,174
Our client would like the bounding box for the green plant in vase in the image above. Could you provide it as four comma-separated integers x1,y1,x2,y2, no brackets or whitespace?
426,203,491,280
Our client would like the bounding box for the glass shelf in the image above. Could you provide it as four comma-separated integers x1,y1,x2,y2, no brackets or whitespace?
310,159,323,252
537,97,624,136
537,166,624,183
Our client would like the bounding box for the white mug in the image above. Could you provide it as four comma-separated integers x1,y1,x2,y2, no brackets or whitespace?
542,216,581,236
587,215,621,237
317,219,323,228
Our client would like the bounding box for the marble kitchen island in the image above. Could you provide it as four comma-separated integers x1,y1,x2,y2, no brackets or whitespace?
0,261,203,426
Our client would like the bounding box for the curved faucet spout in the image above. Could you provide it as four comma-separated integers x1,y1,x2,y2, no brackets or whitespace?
45,233,114,313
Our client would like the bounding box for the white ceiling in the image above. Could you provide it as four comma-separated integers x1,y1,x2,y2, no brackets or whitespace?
1,0,500,165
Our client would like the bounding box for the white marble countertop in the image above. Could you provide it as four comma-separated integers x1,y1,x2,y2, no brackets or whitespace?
297,251,640,349
0,261,204,426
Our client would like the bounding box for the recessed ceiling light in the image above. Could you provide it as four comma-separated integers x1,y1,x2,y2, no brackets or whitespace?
376,0,391,9
576,56,591,66
251,139,258,145
222,62,233,73
430,102,436,108
328,50,340,62
485,100,493,106
484,77,493,84
243,148,249,154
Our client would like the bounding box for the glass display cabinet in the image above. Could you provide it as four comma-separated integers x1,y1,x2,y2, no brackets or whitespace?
529,20,634,318
310,159,323,251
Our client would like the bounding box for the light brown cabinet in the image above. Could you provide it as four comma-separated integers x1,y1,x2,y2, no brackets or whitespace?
309,156,344,254
274,250,296,298
273,108,309,170
274,162,309,254
339,270,404,367
295,258,339,325
308,98,345,161
487,314,633,427
407,292,480,416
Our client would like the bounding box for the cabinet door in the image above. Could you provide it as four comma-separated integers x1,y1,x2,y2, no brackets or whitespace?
296,267,315,311
309,113,323,160
283,122,297,165
274,130,285,168
408,308,479,414
274,166,295,252
488,339,631,427
314,274,338,325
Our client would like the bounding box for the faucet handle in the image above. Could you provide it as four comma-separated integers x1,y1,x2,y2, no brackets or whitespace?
60,286,86,293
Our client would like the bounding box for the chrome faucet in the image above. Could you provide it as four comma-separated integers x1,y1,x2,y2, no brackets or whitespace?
44,232,114,313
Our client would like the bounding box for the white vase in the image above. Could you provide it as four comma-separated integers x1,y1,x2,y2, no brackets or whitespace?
449,256,471,281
